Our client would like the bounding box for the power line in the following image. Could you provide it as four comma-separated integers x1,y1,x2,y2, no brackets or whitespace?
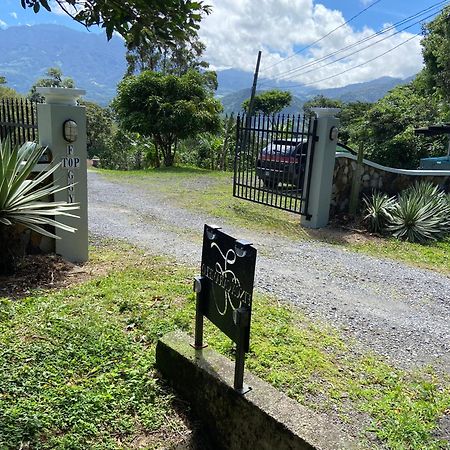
271,34,420,90
260,0,383,72
261,7,443,86
259,0,448,85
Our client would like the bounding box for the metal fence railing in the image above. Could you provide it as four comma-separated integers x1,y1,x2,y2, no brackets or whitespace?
0,98,38,148
233,113,318,217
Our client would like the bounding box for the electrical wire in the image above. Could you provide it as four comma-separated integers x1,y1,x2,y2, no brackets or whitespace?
272,33,420,89
260,0,383,72
260,7,443,87
259,0,448,85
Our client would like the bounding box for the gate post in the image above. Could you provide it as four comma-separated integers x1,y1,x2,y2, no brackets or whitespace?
36,87,88,263
301,108,340,229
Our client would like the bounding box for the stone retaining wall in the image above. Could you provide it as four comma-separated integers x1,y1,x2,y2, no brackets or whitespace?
331,153,450,217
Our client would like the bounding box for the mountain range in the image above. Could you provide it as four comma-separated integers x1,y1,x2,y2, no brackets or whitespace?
0,24,414,108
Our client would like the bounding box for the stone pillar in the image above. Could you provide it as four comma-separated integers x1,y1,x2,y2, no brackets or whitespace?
36,87,88,263
301,108,340,229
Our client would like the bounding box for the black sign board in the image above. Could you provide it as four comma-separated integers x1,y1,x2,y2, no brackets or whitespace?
193,224,257,392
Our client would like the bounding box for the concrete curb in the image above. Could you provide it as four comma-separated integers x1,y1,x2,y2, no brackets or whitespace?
156,331,363,450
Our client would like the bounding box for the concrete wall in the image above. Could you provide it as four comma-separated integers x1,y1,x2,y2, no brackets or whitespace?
156,331,362,450
331,153,450,216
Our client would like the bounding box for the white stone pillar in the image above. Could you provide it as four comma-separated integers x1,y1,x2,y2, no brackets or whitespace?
301,108,340,229
36,87,88,263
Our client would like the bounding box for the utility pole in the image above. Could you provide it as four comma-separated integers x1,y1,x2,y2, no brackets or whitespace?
247,51,262,117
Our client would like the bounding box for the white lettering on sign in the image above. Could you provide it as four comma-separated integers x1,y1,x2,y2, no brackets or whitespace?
62,157,81,169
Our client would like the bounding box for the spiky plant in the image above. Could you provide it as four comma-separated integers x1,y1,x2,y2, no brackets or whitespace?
388,181,450,243
362,191,396,233
0,139,79,274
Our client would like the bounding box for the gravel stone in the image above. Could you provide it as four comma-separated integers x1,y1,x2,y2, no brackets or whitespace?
88,171,450,373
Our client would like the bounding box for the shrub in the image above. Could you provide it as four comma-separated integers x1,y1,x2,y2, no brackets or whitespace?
0,139,79,273
388,182,450,243
363,191,396,233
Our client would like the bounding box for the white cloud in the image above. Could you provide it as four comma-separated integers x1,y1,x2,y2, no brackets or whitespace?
0,19,7,29
10,12,18,19
198,0,423,88
50,0,78,17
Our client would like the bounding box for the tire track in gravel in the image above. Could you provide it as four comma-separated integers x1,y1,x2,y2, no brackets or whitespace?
88,171,450,373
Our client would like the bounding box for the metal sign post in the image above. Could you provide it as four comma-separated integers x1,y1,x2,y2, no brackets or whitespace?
193,224,257,394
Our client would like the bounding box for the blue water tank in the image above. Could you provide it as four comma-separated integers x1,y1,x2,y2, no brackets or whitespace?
419,156,450,170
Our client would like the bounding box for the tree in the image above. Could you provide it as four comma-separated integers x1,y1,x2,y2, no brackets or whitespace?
21,0,211,46
242,90,292,115
0,76,21,100
29,67,75,102
80,100,114,159
338,101,372,146
352,80,443,169
421,5,450,118
126,33,209,77
302,95,343,115
113,70,222,167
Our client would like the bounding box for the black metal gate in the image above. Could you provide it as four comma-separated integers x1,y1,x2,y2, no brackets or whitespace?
233,113,318,217
0,98,38,147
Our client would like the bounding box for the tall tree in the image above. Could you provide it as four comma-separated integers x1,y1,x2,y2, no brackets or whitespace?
351,80,442,169
28,67,75,102
0,76,21,99
242,90,292,115
302,95,343,115
126,33,209,77
20,0,211,46
113,70,222,167
421,5,450,118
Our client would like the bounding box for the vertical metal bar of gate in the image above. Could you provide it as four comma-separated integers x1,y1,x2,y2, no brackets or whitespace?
301,117,318,219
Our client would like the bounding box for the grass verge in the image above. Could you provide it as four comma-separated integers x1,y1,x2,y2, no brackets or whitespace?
98,167,450,274
1,242,448,449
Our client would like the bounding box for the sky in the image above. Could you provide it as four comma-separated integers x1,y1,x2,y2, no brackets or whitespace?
0,0,446,88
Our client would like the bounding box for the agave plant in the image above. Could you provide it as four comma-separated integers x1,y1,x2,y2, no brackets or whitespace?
362,191,396,233
0,139,79,273
388,181,450,243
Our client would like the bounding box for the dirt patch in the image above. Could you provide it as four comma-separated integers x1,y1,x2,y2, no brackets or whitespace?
307,225,381,246
0,246,120,300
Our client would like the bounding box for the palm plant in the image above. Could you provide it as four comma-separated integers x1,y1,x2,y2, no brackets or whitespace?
362,191,396,233
388,182,450,243
0,139,79,273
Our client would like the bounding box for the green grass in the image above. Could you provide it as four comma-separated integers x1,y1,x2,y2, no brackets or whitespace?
1,243,448,449
97,167,450,274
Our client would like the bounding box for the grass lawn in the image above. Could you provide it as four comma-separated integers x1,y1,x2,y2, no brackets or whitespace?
1,242,448,449
99,167,450,274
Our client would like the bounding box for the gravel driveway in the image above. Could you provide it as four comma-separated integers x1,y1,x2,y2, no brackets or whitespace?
88,171,450,373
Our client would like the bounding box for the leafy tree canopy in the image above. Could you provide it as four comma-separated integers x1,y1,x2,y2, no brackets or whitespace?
351,80,443,169
79,100,114,159
421,5,450,116
126,30,209,77
29,67,75,102
0,76,21,99
302,95,343,115
113,70,222,167
242,90,292,115
20,0,211,46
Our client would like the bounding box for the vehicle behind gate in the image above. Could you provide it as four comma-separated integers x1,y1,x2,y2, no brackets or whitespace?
256,139,307,188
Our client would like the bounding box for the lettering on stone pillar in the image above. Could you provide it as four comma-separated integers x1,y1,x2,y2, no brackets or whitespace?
63,144,79,203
